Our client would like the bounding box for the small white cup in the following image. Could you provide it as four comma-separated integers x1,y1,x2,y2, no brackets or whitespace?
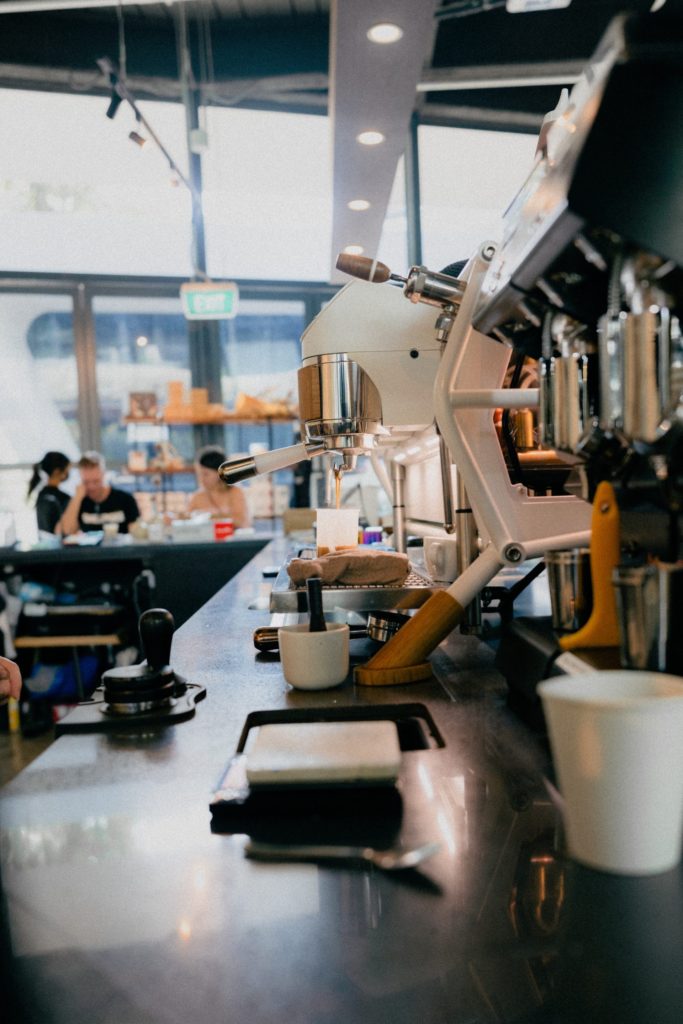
539,671,683,876
424,535,459,582
103,522,119,541
278,623,350,690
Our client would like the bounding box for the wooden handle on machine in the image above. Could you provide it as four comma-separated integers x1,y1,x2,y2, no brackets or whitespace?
354,590,464,686
559,480,621,650
335,253,392,283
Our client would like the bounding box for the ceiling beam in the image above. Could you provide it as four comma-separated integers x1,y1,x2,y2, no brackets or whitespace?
419,59,584,91
328,0,439,282
0,0,178,11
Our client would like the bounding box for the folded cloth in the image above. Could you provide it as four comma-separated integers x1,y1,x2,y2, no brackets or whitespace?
287,549,410,587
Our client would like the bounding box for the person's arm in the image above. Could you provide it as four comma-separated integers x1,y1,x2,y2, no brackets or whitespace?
230,486,251,528
124,492,140,529
0,656,21,700
187,491,206,513
57,484,85,536
36,492,60,533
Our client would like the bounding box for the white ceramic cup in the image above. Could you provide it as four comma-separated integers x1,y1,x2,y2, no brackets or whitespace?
278,623,350,690
538,671,683,876
423,535,459,582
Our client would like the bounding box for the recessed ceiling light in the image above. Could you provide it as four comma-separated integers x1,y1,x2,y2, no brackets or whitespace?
367,22,403,44
348,199,371,211
356,131,385,146
136,335,149,348
343,245,364,256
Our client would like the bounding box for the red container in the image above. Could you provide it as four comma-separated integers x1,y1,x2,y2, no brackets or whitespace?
214,518,235,541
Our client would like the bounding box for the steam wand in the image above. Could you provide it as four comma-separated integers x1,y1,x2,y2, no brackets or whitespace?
335,253,467,318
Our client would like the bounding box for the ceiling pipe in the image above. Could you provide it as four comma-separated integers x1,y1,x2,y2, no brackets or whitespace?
0,0,183,14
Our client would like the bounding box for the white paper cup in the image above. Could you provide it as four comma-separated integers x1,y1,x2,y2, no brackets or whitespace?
539,671,683,875
315,508,358,557
278,623,350,690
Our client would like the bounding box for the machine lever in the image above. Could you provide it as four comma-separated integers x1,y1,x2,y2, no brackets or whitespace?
335,253,405,285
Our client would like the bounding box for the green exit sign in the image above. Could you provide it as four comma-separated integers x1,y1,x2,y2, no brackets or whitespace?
180,281,239,320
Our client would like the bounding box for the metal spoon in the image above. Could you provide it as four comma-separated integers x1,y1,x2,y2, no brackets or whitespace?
245,839,441,872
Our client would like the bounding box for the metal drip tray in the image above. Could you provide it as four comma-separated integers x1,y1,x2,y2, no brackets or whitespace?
269,551,441,613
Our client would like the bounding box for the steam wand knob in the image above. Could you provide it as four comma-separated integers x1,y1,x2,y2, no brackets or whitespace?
335,253,406,285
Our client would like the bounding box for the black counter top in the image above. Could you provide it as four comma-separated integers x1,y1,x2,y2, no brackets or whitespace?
0,535,271,629
1,539,681,1024
0,535,270,566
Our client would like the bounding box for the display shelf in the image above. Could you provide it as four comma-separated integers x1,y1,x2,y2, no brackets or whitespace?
123,416,298,426
126,467,195,475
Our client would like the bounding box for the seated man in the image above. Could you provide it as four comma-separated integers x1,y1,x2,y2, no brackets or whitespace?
59,451,139,536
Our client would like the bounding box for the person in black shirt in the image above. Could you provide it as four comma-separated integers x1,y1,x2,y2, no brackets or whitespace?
27,451,72,534
59,451,140,536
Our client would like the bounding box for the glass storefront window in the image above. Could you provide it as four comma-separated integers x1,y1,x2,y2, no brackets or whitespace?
203,108,331,282
0,292,80,543
93,295,191,466
219,298,305,458
0,293,80,464
0,88,192,276
376,156,408,273
418,125,537,271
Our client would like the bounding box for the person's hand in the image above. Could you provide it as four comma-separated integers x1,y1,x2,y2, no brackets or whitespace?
0,656,22,700
74,483,86,502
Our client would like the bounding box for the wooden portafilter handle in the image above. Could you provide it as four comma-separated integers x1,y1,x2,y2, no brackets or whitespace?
354,591,464,686
335,253,392,283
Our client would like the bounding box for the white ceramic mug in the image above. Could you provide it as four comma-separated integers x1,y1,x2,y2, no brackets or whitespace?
423,535,459,582
278,623,350,690
539,671,683,876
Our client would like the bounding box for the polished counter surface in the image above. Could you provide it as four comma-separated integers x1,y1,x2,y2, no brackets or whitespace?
1,539,681,1023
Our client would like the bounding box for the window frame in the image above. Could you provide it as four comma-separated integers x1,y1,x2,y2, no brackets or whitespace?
0,271,338,467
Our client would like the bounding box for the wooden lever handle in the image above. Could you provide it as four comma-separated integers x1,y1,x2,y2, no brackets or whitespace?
559,480,620,650
335,253,391,283
354,590,464,686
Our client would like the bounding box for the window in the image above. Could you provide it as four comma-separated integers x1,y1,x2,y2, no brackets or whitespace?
0,291,80,543
0,88,192,276
418,125,537,271
219,298,305,457
0,292,80,464
375,156,408,273
93,295,191,466
203,108,331,282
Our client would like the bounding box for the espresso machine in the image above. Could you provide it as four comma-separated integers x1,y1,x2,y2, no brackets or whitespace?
222,11,682,685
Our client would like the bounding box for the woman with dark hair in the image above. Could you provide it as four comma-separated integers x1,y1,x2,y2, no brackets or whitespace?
188,446,250,527
27,451,71,533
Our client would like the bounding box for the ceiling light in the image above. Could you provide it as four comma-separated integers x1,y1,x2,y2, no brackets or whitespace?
128,130,147,148
367,22,403,44
343,245,364,256
356,131,385,146
348,199,371,211
136,335,149,347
